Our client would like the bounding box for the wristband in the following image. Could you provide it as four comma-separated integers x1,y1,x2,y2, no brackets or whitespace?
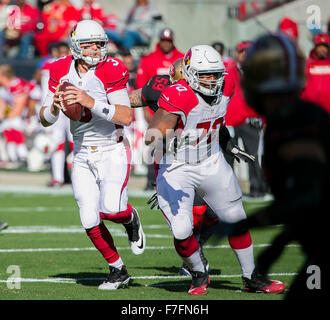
43,105,59,124
92,101,116,122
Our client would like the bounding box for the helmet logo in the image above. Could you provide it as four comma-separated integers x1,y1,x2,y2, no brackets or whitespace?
71,24,77,36
169,64,175,78
184,49,192,66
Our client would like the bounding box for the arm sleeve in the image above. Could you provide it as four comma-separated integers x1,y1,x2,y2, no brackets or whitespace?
42,90,54,108
107,88,131,107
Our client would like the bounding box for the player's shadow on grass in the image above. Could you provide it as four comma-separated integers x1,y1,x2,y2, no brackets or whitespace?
51,272,143,287
147,279,240,293
136,265,222,276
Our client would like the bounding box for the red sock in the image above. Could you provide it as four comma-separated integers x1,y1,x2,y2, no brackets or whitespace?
100,203,133,224
228,231,252,249
86,222,119,263
174,234,200,258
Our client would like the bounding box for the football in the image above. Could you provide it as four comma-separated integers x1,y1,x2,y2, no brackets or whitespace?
59,82,83,121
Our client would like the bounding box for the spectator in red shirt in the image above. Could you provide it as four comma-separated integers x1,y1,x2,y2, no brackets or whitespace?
225,41,268,199
0,0,39,58
79,0,119,47
0,0,12,56
301,33,330,114
80,0,104,24
34,0,80,57
135,28,184,89
278,16,298,45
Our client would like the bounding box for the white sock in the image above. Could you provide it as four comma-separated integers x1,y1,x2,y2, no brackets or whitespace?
232,244,255,279
109,257,124,270
183,250,205,273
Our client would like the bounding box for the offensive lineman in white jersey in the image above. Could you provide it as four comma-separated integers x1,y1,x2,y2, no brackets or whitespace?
39,20,146,290
145,45,285,295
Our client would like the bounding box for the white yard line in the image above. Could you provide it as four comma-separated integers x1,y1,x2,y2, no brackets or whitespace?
0,225,170,236
0,205,152,213
0,272,297,285
0,185,154,198
0,243,300,253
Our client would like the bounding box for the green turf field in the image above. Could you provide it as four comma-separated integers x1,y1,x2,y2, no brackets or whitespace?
0,192,304,300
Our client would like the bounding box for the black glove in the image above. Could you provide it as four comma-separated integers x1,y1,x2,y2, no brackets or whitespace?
218,126,255,162
147,192,159,210
226,140,256,163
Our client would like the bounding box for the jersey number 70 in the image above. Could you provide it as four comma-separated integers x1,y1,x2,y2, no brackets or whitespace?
194,117,224,146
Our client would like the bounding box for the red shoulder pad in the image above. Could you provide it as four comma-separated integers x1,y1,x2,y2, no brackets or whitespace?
158,79,198,121
48,56,73,93
95,57,129,94
41,58,56,72
222,72,235,99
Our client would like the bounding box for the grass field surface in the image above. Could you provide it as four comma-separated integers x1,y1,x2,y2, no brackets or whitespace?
0,192,305,302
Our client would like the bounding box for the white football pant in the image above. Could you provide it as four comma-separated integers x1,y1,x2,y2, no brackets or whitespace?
71,142,131,229
50,112,73,183
156,151,246,240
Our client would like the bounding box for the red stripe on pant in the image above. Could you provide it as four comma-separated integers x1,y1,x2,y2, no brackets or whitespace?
121,140,131,194
100,140,133,224
86,222,119,264
55,142,65,152
100,203,133,224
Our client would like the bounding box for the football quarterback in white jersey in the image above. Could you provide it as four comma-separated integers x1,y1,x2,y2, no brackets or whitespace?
39,20,146,290
145,45,285,295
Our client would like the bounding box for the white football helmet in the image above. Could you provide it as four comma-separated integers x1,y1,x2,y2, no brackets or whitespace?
70,20,108,65
183,45,225,96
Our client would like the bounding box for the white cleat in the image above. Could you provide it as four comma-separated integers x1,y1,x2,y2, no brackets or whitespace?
98,266,131,290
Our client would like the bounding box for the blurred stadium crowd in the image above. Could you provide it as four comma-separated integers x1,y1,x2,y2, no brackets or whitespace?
0,0,329,196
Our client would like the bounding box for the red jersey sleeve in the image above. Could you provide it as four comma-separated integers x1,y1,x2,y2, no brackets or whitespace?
158,80,198,125
48,55,73,93
96,57,129,94
222,72,235,99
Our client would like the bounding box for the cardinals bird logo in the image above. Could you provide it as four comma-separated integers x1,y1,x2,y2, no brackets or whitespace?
184,49,192,66
71,24,77,36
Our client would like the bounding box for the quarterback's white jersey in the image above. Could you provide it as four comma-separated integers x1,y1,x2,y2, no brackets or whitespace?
158,75,235,164
43,55,130,151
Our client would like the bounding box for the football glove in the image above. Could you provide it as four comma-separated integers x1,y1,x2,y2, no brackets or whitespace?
226,140,256,163
218,126,255,163
147,192,159,210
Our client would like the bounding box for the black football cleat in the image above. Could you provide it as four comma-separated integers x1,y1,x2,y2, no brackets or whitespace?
98,265,130,290
242,269,285,294
188,270,210,296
